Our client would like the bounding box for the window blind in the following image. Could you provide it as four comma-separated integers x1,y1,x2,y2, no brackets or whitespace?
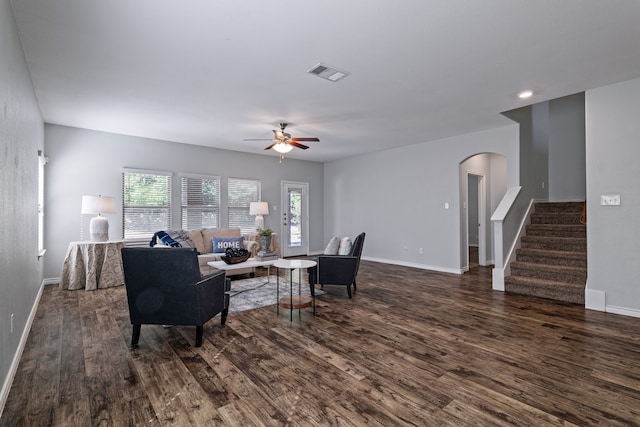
181,174,220,230
228,178,260,234
122,169,172,239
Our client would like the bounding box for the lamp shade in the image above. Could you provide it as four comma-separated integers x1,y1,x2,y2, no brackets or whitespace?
249,201,269,216
81,195,116,215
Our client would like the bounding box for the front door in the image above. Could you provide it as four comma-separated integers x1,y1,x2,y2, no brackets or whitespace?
281,181,308,257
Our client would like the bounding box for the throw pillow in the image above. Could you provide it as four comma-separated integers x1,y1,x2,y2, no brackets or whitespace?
323,236,340,255
338,237,352,255
213,237,244,253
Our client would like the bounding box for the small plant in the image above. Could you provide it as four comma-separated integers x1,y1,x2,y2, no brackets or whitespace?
258,227,273,236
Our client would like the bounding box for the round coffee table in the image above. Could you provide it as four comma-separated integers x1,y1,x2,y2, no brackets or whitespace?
273,259,317,321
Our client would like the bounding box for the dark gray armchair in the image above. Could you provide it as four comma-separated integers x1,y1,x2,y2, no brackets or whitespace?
309,232,365,298
121,247,230,347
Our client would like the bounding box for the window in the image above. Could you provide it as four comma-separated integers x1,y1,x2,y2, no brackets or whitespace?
181,174,220,230
37,150,47,256
228,178,260,234
122,169,172,239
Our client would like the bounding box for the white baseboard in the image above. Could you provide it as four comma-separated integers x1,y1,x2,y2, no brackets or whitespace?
361,256,463,274
0,280,45,418
585,287,640,318
605,305,640,319
42,277,60,286
492,267,505,291
585,288,606,311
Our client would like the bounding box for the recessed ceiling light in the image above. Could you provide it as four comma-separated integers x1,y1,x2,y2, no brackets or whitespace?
518,90,534,99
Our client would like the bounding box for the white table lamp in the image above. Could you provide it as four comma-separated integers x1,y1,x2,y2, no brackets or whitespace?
81,195,116,241
249,201,269,230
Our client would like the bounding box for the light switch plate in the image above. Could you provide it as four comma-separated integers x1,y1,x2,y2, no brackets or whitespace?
600,194,621,206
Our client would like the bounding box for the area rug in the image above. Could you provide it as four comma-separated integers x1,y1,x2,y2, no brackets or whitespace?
227,275,324,313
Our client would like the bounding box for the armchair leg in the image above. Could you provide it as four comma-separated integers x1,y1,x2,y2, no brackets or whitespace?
221,308,229,326
195,325,204,347
353,279,357,292
346,284,352,299
131,324,141,347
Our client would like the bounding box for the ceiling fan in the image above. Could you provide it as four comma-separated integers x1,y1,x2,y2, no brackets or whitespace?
244,123,319,160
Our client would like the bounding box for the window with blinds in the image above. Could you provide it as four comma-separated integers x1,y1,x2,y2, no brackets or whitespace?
228,178,260,234
122,169,172,239
181,174,220,230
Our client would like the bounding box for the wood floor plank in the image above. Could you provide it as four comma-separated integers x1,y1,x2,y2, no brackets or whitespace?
4,261,640,426
53,290,91,426
25,286,63,426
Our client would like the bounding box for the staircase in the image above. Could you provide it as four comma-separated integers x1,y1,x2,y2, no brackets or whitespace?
505,201,587,304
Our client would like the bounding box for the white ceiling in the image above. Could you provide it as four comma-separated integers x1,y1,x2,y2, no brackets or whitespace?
10,0,640,162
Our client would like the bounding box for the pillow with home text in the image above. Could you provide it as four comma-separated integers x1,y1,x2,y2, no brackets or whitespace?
213,237,244,253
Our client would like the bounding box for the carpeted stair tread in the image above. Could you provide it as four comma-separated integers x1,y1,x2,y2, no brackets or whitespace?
516,248,587,268
534,201,585,214
510,261,586,284
530,212,583,225
521,236,586,252
505,276,585,304
525,224,586,238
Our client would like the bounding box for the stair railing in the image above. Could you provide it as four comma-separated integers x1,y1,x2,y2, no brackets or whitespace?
490,186,535,290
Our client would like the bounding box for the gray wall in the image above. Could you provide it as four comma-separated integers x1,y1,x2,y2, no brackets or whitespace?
323,124,519,273
43,125,325,279
586,77,640,315
549,93,586,201
0,0,45,404
502,105,548,202
503,93,586,203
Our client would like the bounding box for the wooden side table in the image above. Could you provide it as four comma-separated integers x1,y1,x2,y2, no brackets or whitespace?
273,259,317,321
59,240,125,290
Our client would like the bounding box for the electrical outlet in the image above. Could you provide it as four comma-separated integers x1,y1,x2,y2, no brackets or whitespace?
600,194,621,206
403,246,408,252
419,248,424,254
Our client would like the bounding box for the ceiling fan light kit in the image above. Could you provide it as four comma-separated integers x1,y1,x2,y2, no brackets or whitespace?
273,142,293,154
244,122,319,162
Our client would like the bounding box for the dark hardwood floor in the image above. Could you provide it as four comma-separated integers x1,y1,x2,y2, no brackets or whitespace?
3,261,640,426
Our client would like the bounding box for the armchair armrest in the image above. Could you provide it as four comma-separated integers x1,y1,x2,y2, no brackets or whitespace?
317,255,359,285
195,271,228,320
244,240,259,256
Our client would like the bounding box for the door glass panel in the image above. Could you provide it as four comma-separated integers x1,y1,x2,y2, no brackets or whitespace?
288,188,302,247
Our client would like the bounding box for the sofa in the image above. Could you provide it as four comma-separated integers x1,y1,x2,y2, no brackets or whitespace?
151,227,280,276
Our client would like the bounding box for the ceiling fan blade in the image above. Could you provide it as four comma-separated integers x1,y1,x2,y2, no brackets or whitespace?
264,143,277,150
291,137,319,142
290,142,310,150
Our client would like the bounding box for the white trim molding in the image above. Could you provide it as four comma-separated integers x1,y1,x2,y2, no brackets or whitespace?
0,280,45,417
362,256,463,275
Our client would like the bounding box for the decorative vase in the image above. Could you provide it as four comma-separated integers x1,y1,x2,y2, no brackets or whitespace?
260,235,272,252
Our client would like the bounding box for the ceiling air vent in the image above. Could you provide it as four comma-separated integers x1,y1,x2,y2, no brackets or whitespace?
307,63,350,82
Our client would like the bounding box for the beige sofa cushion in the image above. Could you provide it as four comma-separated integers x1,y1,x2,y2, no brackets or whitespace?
201,228,242,254
187,229,206,254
